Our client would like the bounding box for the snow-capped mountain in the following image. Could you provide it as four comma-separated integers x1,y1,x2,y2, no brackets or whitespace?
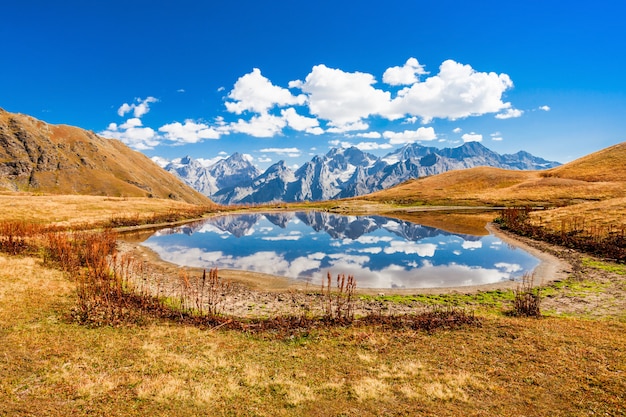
158,142,561,205
156,152,260,198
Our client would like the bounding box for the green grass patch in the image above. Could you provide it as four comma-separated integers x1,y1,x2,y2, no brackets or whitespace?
582,257,626,275
540,278,608,299
361,289,515,310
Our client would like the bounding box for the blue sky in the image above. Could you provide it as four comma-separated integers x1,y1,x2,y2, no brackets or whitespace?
2,0,625,170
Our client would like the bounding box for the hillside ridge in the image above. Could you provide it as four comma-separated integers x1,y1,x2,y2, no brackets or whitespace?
0,109,211,205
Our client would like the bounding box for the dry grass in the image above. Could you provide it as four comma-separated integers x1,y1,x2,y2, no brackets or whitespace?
357,142,626,209
0,110,211,204
361,167,625,207
0,192,214,228
1,254,625,416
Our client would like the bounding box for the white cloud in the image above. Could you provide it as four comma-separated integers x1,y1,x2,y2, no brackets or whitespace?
226,113,287,137
258,157,272,163
383,241,437,257
100,118,159,150
177,89,185,93
259,147,302,157
461,240,483,250
461,133,483,142
328,139,352,148
453,127,462,134
290,64,396,130
383,127,437,144
403,116,418,124
196,156,227,167
262,234,302,241
117,96,158,118
495,108,524,119
389,60,514,123
490,132,503,141
495,262,522,273
326,121,370,133
354,141,393,151
383,57,428,86
151,156,170,167
225,68,305,115
355,132,382,139
158,120,221,144
280,108,324,135
539,105,551,112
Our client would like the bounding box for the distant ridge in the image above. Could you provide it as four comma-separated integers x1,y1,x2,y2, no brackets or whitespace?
0,108,211,205
162,141,561,205
357,141,626,207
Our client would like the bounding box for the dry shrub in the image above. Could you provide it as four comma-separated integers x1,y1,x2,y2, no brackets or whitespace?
496,207,626,262
177,268,232,317
321,272,357,322
362,306,482,332
0,221,44,255
511,273,541,318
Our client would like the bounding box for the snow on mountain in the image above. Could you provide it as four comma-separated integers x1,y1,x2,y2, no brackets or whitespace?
159,142,561,205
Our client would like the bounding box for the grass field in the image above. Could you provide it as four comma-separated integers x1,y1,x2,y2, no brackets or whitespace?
1,159,626,416
1,253,625,416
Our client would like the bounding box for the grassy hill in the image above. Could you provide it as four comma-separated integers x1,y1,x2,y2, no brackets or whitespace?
358,141,626,208
0,109,211,205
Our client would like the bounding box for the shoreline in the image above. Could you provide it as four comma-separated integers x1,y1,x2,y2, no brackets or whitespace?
116,219,574,318
118,217,570,295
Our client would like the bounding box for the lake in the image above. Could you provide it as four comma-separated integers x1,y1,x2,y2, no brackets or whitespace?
141,211,540,289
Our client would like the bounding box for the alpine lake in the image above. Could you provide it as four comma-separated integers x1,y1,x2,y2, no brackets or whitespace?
141,211,539,289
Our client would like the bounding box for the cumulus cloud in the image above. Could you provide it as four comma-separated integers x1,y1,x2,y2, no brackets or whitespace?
354,141,393,151
280,108,324,135
461,240,483,250
117,96,158,118
290,64,396,130
226,113,287,137
539,105,551,111
383,127,437,144
383,57,428,86
225,68,305,115
104,58,519,147
158,120,221,144
495,108,524,119
389,60,514,123
453,127,462,133
462,133,483,142
100,118,158,150
383,241,437,257
355,131,383,139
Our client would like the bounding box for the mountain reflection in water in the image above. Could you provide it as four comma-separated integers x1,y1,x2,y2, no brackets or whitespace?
142,211,540,289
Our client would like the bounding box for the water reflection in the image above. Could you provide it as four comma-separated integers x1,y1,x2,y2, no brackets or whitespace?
142,211,539,289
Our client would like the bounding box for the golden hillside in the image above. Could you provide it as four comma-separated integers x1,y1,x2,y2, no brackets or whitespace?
0,109,211,205
359,142,626,207
542,141,626,182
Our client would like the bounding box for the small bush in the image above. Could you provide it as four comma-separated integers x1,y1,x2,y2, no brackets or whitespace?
511,273,541,318
321,272,357,322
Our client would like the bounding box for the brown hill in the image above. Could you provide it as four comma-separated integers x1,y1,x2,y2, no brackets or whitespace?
541,141,626,182
0,108,211,205
358,141,626,207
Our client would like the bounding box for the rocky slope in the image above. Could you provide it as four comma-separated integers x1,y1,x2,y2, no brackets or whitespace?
0,108,211,205
166,142,560,204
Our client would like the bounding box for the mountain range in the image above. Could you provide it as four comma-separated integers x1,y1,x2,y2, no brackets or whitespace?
156,142,561,205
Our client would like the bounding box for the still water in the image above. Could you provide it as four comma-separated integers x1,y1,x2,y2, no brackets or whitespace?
142,211,539,289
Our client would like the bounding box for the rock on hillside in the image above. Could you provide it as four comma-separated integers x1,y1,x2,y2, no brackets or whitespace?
0,108,211,205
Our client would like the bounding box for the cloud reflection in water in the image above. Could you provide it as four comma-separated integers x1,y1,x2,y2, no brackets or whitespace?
142,212,539,289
